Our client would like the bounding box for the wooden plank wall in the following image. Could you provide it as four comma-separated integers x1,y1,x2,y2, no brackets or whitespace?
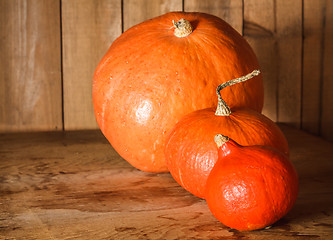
1,0,332,141
0,0,62,132
62,0,122,130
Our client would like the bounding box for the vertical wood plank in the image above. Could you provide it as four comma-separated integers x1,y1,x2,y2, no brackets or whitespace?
245,0,302,125
244,0,278,121
62,0,122,130
276,0,302,128
302,0,325,135
0,0,62,132
123,0,182,31
321,0,333,141
184,0,243,34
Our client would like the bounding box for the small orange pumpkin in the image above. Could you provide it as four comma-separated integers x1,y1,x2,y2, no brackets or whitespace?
165,70,289,198
93,12,263,172
206,134,299,231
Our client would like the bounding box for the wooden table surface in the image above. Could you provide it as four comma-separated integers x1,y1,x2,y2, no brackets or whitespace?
0,124,332,240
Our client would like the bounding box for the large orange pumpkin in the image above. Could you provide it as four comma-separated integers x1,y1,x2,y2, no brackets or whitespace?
93,12,264,172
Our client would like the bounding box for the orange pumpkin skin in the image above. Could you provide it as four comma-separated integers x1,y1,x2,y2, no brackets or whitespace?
205,137,298,231
93,12,263,172
165,107,289,198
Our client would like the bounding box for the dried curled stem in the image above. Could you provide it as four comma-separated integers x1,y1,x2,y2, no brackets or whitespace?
215,70,261,116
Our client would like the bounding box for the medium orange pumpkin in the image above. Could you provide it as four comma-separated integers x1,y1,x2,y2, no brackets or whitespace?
206,134,299,231
93,12,263,172
165,71,289,198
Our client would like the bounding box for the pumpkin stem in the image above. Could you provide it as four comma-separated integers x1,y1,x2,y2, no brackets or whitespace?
173,19,193,38
215,70,261,116
214,134,230,148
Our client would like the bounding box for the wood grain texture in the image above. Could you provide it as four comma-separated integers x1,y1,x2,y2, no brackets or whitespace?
243,0,278,121
321,0,333,141
245,0,302,125
184,0,243,34
123,0,182,31
1,1,332,143
302,0,325,135
276,0,302,128
62,0,122,130
0,0,62,132
0,125,332,239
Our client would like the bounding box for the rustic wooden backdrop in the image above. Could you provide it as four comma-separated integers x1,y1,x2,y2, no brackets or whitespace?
0,0,332,141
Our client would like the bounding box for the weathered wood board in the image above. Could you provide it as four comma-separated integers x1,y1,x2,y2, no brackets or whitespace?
0,125,332,239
